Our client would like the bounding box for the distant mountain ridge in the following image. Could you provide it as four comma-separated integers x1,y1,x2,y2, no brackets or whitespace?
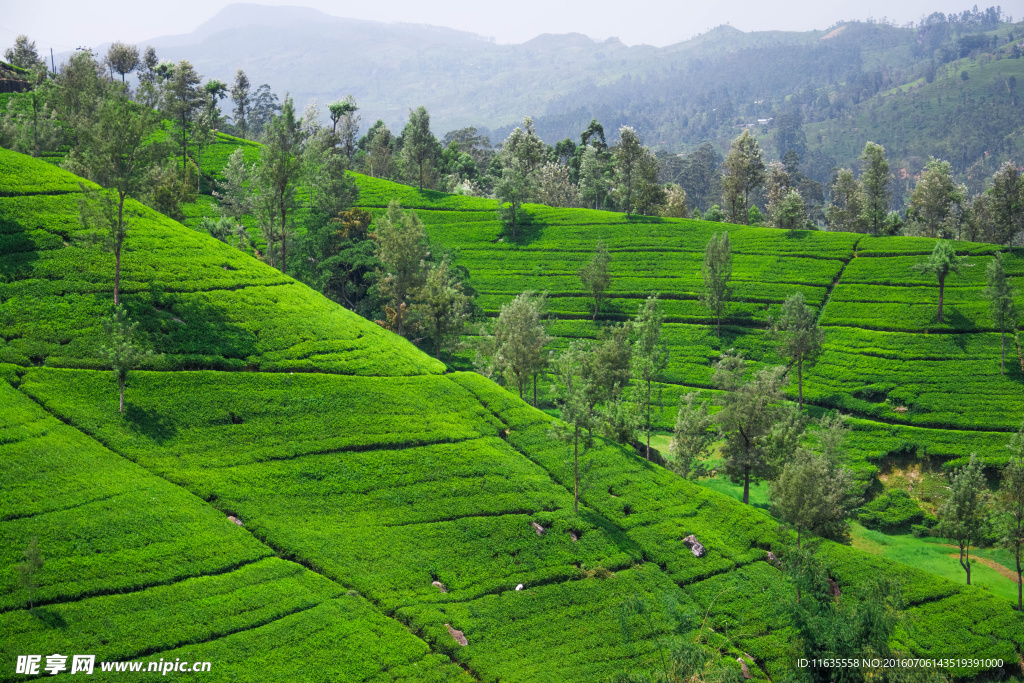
141,4,817,134
143,3,1023,193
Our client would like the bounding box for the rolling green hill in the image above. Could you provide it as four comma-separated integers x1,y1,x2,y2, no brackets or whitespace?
2,148,1023,681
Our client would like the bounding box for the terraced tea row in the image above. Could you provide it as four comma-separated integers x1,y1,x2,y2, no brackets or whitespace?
345,175,1023,448
0,378,472,683
0,152,439,376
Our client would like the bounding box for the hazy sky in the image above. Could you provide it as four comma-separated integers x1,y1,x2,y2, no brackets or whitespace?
2,0,1014,54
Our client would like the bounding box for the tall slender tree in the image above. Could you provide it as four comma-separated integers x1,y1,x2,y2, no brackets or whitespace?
721,129,765,224
701,232,732,337
769,292,824,411
479,291,552,406
98,304,157,413
1000,422,1024,610
105,42,140,83
713,351,787,505
860,142,891,237
612,126,645,217
373,201,429,338
667,392,715,479
578,241,611,320
230,69,251,139
414,255,472,360
909,158,965,238
983,253,1018,375
937,454,990,586
578,144,610,210
401,106,438,192
989,161,1023,253
162,60,204,171
254,95,302,274
770,414,859,548
826,169,866,233
495,117,545,237
911,240,971,323
72,95,164,305
550,341,597,513
632,295,669,459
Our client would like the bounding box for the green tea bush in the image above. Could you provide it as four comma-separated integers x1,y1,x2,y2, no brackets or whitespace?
858,490,927,532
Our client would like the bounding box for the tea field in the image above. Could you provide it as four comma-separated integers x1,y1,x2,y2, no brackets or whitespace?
342,174,1024,482
1,148,1022,680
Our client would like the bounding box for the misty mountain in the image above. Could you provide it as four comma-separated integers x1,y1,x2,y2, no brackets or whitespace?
144,4,1023,191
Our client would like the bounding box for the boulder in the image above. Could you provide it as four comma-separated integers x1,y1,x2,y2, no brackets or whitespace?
682,534,705,558
445,623,468,646
737,658,752,680
432,581,447,593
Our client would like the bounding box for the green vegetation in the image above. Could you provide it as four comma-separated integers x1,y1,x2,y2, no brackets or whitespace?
858,490,933,533
2,77,1023,681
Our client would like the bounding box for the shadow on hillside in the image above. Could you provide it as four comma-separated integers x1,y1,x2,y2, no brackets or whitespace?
942,308,977,351
578,508,646,559
131,288,258,370
0,217,40,282
501,212,543,246
124,402,178,445
30,608,68,630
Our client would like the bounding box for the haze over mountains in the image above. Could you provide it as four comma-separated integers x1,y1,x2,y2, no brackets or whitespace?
141,4,847,134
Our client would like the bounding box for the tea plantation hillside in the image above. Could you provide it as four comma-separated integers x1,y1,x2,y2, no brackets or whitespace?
2,148,1023,681
347,173,1024,483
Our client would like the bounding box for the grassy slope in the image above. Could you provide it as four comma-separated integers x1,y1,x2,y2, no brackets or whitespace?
3,149,1021,680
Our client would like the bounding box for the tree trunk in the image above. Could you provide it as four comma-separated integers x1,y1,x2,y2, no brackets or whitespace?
419,160,423,192
1001,331,1006,375
113,242,122,305
119,375,125,414
280,202,287,275
573,429,579,513
961,546,971,585
32,96,39,158
644,379,652,460
742,465,750,504
937,275,946,323
1016,546,1022,610
532,374,537,408
797,355,803,411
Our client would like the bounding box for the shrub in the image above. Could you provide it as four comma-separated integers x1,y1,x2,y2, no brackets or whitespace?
858,489,927,532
